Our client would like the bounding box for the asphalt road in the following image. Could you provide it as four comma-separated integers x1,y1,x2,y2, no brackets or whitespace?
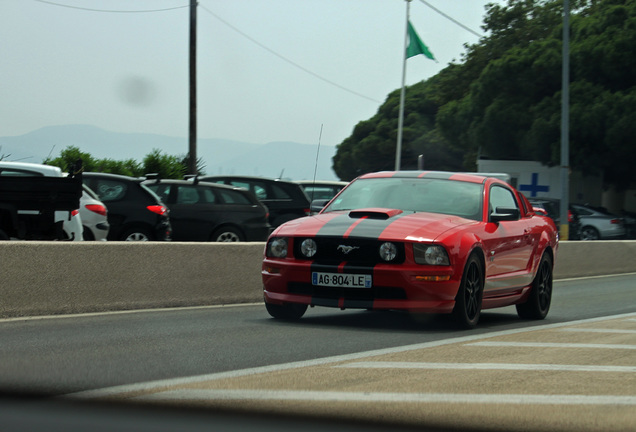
0,273,634,397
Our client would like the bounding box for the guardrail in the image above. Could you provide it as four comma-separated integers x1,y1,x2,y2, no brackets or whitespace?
1,241,635,319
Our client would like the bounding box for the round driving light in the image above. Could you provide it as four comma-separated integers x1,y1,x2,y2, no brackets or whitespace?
300,238,317,258
379,242,398,262
268,238,288,258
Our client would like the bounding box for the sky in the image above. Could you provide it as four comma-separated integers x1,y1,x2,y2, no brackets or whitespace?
1,0,503,150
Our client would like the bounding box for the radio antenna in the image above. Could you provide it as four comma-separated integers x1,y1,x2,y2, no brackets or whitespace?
312,124,323,183
310,124,323,202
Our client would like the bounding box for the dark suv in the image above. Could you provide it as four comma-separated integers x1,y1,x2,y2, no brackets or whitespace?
199,176,310,227
143,177,270,242
83,172,172,241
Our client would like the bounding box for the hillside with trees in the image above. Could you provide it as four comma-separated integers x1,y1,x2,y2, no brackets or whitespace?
333,0,636,190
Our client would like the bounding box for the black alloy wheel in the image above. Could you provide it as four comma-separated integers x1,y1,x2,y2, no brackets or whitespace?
452,254,484,329
516,253,553,320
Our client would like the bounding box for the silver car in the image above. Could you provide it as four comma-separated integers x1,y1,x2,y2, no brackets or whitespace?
80,185,109,241
571,204,626,240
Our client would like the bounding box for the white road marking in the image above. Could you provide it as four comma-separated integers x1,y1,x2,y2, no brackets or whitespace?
133,389,636,406
335,362,636,373
66,312,636,400
560,328,636,334
468,342,636,350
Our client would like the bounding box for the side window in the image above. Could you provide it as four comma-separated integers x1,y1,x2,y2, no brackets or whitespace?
93,180,127,202
270,184,291,199
489,185,518,214
147,184,171,203
176,186,200,204
200,188,217,204
218,189,251,205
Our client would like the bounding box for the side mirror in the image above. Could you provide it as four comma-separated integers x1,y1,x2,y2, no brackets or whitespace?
533,207,547,216
310,199,330,213
490,207,521,222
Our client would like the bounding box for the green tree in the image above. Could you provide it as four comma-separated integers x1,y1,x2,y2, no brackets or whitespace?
142,149,186,179
334,0,636,189
44,146,195,179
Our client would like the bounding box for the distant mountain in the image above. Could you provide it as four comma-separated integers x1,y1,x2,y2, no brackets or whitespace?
0,125,339,181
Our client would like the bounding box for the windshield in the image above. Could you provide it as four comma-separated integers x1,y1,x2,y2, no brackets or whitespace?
324,177,483,221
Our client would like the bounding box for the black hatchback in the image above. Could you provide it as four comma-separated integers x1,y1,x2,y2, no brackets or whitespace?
83,172,172,241
199,175,310,227
143,177,271,242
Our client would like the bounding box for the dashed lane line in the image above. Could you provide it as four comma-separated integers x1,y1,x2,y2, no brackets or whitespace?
467,341,636,349
559,328,636,334
334,362,636,372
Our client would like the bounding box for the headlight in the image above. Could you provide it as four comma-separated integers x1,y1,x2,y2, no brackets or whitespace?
267,237,288,258
413,244,450,265
300,238,317,258
379,242,398,262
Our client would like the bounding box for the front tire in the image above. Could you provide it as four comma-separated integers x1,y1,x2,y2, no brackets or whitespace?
580,226,600,241
265,302,308,320
516,253,553,320
452,254,484,329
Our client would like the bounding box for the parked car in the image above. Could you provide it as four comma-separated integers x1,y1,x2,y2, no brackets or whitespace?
0,161,83,241
143,177,270,242
528,197,581,240
294,180,348,201
571,204,627,240
80,184,109,241
263,171,558,329
199,175,310,227
82,172,171,241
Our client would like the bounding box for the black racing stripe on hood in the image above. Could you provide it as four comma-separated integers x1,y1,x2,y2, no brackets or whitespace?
317,212,410,239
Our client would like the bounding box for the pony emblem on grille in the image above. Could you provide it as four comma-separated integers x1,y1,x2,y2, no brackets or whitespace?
337,245,359,254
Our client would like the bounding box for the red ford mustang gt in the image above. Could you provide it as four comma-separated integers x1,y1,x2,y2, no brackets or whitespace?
262,171,558,328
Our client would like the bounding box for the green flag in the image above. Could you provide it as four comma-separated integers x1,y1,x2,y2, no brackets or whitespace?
406,21,435,60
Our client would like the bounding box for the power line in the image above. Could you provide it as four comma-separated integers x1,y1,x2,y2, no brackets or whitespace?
32,0,190,14
198,3,381,104
418,0,482,38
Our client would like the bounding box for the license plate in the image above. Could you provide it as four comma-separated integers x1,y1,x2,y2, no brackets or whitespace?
312,272,372,288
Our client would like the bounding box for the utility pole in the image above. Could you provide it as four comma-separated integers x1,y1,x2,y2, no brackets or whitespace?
188,0,197,174
560,0,570,240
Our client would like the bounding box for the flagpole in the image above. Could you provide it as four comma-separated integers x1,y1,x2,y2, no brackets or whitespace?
395,0,411,171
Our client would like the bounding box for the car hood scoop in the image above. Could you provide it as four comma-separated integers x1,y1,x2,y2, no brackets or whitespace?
348,208,403,220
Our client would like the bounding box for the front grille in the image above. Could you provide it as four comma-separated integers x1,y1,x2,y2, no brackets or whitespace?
293,236,405,265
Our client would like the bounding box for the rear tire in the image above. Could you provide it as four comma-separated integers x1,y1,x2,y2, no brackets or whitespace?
265,302,307,320
452,254,484,329
121,227,153,241
212,226,243,242
516,253,553,320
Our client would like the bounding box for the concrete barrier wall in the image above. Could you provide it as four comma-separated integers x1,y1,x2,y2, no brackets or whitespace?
0,241,634,318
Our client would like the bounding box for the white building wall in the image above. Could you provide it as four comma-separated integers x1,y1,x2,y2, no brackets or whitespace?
477,159,602,205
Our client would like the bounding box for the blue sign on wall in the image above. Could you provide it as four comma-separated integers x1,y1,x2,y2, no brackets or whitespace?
519,173,549,197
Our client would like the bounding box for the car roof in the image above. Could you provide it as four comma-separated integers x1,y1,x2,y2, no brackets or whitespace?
356,170,492,184
0,161,63,177
143,178,251,193
294,180,348,186
83,172,144,182
201,175,300,185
